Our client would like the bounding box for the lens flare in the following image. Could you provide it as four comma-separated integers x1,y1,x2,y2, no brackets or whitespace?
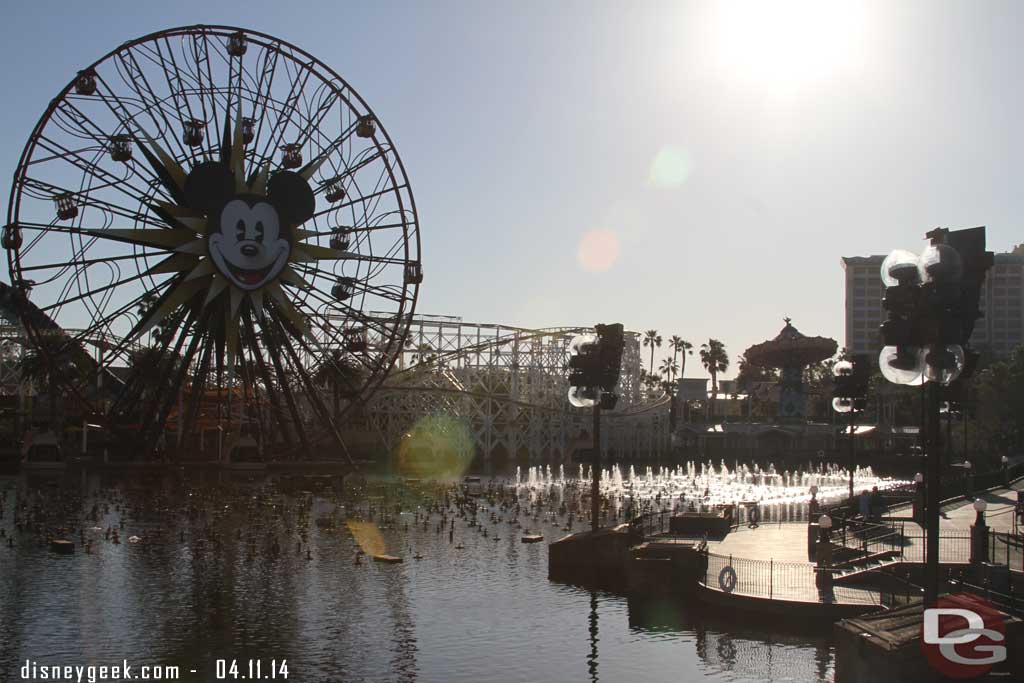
577,228,620,272
649,146,692,188
396,414,474,478
347,520,387,556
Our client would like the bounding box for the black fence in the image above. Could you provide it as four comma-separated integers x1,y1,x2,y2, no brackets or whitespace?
701,551,824,602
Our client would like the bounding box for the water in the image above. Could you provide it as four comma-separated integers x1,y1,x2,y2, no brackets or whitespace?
515,462,908,524
0,470,839,682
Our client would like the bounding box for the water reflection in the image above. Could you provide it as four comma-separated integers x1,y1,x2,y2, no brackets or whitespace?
1,471,838,682
587,591,599,682
627,596,835,682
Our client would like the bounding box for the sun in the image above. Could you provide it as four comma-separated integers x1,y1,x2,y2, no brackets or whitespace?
86,99,344,374
712,0,867,90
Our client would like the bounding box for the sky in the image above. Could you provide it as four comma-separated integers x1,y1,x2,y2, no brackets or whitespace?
1,0,1021,379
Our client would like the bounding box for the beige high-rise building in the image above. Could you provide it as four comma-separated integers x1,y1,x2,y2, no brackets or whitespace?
841,246,1024,359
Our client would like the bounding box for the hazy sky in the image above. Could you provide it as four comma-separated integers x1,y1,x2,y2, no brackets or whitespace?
1,1,1020,379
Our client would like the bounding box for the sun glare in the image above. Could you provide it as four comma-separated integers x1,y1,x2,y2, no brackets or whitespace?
713,0,866,89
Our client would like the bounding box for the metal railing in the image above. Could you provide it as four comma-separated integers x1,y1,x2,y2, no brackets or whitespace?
628,509,672,541
948,575,1024,617
987,529,1023,570
701,551,824,602
833,521,905,560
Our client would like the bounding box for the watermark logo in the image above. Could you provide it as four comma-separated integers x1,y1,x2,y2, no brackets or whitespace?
921,594,1006,679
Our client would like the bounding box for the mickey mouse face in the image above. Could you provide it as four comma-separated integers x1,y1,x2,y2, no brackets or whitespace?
183,161,315,293
208,196,291,291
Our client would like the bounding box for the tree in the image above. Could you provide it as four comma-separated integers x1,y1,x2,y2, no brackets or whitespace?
734,354,778,419
659,356,679,382
410,343,437,369
968,346,1024,463
644,370,663,394
670,336,693,379
18,337,89,427
314,349,364,420
699,339,729,416
735,354,777,392
643,330,662,375
803,356,840,420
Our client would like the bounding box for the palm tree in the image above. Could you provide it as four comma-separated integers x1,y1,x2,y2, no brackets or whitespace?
645,370,663,394
18,339,88,427
699,339,729,416
670,336,693,379
643,330,662,375
659,356,679,382
410,343,436,368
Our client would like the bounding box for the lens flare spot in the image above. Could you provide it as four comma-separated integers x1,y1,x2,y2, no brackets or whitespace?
347,520,387,556
577,228,620,272
396,414,474,479
649,146,692,188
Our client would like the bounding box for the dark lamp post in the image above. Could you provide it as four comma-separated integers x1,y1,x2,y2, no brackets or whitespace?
878,228,992,608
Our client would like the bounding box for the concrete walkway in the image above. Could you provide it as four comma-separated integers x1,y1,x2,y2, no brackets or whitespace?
705,522,813,563
703,479,1023,564
686,479,1024,609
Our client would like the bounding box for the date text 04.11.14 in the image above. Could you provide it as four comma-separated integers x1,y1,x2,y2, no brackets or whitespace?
215,659,289,679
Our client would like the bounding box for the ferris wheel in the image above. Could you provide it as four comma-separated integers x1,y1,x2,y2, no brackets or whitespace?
3,25,422,457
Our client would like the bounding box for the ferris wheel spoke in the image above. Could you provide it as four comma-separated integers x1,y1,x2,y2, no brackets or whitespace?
64,284,165,354
255,56,315,166
256,311,311,452
292,288,391,344
18,250,158,276
38,267,163,314
240,314,294,446
109,304,192,410
33,135,173,207
246,45,280,158
90,70,194,167
308,178,395,226
292,100,354,177
291,262,405,304
266,310,351,460
194,31,222,133
20,177,166,231
147,37,207,158
357,166,400,229
113,50,189,154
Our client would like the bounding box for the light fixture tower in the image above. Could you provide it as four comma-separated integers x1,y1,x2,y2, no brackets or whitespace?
567,323,624,532
878,226,992,608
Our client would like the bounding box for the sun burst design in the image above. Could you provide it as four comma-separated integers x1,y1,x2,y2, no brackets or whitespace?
89,101,345,374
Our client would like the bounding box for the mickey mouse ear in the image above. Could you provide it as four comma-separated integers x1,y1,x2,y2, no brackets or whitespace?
184,161,234,215
267,171,315,225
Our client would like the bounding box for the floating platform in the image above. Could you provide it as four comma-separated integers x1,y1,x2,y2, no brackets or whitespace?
669,508,733,537
834,596,1023,681
50,539,74,554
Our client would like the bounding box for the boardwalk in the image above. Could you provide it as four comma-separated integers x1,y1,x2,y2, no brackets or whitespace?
693,480,1024,606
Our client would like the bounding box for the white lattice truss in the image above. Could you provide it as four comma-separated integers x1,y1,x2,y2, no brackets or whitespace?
352,315,671,461
0,311,26,398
